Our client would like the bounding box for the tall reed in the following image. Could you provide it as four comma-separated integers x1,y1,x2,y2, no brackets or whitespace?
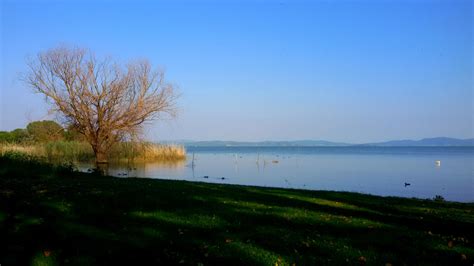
0,141,186,163
110,142,186,162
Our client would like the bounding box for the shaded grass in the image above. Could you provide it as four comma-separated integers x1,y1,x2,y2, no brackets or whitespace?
0,155,473,265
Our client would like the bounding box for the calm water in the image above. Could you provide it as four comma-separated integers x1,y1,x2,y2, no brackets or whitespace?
81,147,474,202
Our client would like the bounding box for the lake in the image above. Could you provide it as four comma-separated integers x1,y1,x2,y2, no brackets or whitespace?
81,146,474,202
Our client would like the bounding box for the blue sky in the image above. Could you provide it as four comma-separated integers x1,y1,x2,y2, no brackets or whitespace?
1,0,472,143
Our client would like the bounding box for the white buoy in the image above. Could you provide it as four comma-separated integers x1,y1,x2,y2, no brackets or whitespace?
435,160,441,166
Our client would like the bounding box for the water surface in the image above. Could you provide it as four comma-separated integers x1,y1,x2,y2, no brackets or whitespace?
81,146,474,202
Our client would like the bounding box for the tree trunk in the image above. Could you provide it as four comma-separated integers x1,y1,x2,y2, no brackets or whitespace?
95,149,108,164
94,148,109,175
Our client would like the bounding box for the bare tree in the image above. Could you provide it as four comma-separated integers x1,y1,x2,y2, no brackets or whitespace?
26,46,178,167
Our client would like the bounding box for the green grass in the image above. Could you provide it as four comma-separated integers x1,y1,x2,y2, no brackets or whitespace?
0,153,473,265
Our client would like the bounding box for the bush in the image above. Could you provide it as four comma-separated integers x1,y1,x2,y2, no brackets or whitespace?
0,131,13,142
0,129,30,143
433,195,445,202
27,120,64,142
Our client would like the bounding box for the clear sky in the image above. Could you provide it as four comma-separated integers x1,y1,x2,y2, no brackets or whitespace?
1,0,472,143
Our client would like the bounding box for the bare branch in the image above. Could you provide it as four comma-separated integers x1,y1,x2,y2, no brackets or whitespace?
25,46,179,164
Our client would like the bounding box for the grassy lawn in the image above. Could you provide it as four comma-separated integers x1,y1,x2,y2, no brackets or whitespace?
0,153,473,265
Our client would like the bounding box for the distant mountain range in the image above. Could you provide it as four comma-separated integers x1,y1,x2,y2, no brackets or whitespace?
179,140,350,147
362,137,474,147
164,137,474,147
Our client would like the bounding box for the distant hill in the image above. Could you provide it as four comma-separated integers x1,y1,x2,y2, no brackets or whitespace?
181,140,350,147
364,137,474,147
170,137,474,147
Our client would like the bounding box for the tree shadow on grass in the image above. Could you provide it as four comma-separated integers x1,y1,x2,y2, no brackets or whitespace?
1,164,473,265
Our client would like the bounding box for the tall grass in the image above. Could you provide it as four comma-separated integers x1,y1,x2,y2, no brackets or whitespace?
0,150,76,178
111,142,186,162
44,141,94,162
0,143,44,156
0,141,186,163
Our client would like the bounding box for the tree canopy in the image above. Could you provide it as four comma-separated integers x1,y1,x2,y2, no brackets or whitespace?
26,120,64,142
26,46,178,165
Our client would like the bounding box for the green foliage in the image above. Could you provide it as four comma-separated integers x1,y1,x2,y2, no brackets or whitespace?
11,128,30,142
0,131,13,142
63,129,85,141
0,129,30,143
27,120,64,142
0,120,75,144
1,121,185,163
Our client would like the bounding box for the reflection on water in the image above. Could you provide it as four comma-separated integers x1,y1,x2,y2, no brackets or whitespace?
78,147,474,202
78,160,187,177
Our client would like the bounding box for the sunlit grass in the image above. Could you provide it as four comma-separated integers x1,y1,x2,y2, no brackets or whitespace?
212,241,286,265
259,190,378,213
132,210,227,229
394,204,474,223
222,198,390,229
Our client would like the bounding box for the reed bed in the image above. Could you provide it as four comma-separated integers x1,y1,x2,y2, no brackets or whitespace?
109,142,186,162
0,143,45,157
0,141,186,163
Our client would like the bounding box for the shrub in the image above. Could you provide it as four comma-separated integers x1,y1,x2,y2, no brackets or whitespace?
433,195,445,202
27,120,64,142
